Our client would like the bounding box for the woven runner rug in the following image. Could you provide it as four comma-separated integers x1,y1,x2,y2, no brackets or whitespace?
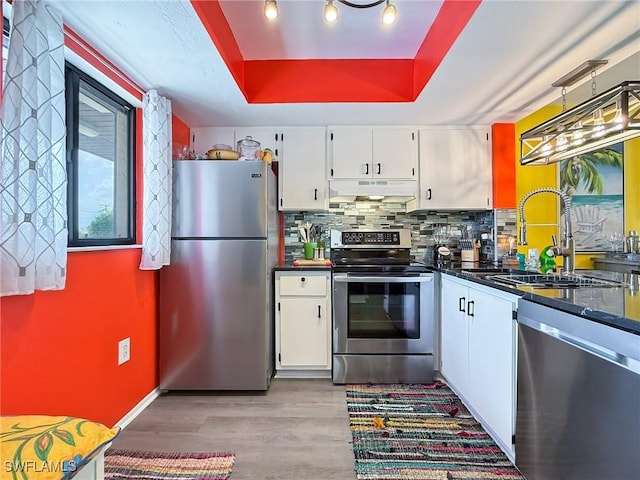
346,382,524,480
104,449,236,480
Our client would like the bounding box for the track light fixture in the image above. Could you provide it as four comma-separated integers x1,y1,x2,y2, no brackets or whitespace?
264,0,278,20
265,0,396,25
325,0,397,25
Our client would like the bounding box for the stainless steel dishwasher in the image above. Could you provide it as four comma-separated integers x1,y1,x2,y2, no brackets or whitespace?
516,299,640,480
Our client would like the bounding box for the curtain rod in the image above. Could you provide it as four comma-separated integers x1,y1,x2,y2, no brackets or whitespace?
63,25,145,99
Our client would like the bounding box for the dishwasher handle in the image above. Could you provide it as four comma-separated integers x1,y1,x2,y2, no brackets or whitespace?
520,316,640,374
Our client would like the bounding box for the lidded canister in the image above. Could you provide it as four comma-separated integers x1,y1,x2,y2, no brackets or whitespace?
625,230,638,254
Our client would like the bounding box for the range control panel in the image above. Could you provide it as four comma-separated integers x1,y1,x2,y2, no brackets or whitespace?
343,231,399,245
331,229,411,248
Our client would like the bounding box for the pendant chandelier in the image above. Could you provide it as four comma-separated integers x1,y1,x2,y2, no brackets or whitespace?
263,0,397,25
520,61,640,166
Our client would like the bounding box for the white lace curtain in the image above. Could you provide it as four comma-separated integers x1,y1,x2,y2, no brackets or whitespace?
0,0,67,296
139,89,172,270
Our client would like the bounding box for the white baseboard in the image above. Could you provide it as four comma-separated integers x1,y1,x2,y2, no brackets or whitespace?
114,387,160,430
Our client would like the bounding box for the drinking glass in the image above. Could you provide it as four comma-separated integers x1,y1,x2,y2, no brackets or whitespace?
608,232,623,253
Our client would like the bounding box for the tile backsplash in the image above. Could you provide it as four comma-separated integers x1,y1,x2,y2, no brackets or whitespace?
283,202,517,265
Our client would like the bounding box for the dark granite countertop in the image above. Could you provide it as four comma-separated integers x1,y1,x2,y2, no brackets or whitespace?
591,256,640,267
273,265,332,271
430,262,640,336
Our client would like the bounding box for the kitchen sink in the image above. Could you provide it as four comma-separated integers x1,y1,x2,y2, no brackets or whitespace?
460,267,529,275
485,273,627,289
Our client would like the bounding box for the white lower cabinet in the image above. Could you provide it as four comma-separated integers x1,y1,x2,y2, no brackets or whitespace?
275,270,332,376
440,274,518,459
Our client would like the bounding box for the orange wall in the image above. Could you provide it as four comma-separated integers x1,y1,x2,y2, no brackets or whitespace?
0,20,189,426
492,123,516,208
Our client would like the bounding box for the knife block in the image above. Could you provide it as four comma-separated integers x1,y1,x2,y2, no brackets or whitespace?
460,240,480,262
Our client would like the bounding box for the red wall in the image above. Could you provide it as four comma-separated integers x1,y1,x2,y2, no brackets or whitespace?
0,18,189,426
0,251,157,426
172,114,190,149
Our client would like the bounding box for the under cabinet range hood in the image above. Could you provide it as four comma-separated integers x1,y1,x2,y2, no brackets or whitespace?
329,179,417,202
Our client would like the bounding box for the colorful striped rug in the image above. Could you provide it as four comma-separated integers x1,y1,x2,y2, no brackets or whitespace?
346,382,524,479
104,449,236,479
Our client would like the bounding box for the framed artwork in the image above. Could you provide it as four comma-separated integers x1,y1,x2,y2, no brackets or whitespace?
559,143,624,252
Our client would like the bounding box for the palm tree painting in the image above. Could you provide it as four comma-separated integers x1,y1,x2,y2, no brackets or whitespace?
559,143,624,252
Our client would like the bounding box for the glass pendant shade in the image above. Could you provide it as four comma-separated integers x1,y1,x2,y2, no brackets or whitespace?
382,2,396,25
324,1,338,23
264,0,278,20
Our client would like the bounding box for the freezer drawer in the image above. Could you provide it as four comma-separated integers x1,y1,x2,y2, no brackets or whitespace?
171,160,272,238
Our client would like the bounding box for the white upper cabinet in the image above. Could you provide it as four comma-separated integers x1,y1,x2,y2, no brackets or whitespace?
233,127,280,160
191,127,236,154
407,127,492,211
191,127,280,158
372,128,418,179
328,127,372,179
328,127,417,180
279,127,327,211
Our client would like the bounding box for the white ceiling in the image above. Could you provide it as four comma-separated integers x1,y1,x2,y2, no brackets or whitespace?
48,0,640,128
218,0,442,60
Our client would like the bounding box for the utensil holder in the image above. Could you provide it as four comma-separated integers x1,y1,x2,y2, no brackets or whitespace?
303,242,317,260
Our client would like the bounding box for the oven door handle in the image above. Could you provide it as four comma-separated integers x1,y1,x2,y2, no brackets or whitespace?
333,276,433,284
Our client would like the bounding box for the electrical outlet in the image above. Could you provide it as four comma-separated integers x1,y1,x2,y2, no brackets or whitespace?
118,337,130,365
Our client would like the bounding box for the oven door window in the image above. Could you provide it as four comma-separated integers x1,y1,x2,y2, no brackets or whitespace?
347,281,420,339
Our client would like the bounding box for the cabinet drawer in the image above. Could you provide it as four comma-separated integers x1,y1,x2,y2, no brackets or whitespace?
279,275,327,296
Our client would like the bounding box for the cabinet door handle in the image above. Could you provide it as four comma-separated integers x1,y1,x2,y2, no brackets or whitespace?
317,305,321,318
459,297,466,312
427,188,432,200
301,277,306,282
314,188,318,200
467,300,475,317
365,163,369,175
376,163,381,175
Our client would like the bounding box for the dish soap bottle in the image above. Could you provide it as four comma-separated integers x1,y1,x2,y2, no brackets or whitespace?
539,245,556,273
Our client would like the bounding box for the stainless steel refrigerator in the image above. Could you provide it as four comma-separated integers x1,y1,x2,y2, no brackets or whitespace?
159,160,278,390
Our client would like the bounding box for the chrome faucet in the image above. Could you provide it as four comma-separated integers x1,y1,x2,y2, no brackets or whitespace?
518,187,575,274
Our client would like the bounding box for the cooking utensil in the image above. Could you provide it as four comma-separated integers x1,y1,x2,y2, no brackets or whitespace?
311,225,321,242
299,226,308,242
303,222,312,242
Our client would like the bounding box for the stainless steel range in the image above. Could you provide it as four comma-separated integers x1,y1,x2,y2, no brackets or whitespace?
330,229,435,384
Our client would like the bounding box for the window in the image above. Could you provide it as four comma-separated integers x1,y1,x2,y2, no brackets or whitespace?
65,63,135,247
2,16,9,83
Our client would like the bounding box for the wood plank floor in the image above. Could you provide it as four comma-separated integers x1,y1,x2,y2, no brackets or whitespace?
110,378,357,480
